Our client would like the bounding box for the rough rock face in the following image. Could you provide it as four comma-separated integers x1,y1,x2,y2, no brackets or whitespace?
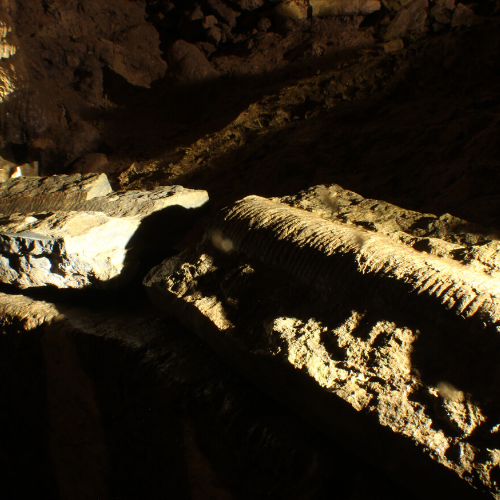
1,0,167,168
144,186,500,499
0,174,208,288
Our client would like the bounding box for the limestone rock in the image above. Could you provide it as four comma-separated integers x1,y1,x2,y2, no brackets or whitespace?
0,211,143,289
0,155,16,182
309,0,382,16
431,3,453,24
230,0,265,9
381,38,404,52
275,1,309,21
0,173,112,215
451,3,483,28
166,40,219,84
207,0,240,27
144,190,500,499
384,0,428,40
227,0,265,9
0,175,208,289
278,184,500,279
0,287,414,499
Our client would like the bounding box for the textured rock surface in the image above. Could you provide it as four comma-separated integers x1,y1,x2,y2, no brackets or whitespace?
144,189,500,499
0,175,208,289
310,0,382,16
0,173,112,214
165,39,219,84
0,290,416,500
278,185,500,279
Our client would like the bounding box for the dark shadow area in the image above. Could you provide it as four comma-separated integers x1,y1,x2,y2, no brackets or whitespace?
0,296,419,500
0,330,58,500
98,43,371,175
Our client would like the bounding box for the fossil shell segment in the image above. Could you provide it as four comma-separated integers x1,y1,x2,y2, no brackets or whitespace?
207,196,500,331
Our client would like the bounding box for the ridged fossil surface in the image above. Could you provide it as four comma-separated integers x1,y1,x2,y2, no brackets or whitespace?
207,195,500,332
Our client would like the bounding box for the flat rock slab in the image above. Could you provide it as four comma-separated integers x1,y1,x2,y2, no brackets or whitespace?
0,174,112,215
0,175,208,289
144,189,500,499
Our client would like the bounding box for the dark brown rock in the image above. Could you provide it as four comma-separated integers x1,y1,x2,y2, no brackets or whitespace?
228,0,265,10
206,25,223,45
166,39,219,84
207,0,240,27
451,3,483,27
70,153,110,175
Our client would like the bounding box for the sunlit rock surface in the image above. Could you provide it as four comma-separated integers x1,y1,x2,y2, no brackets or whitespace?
144,186,500,499
0,174,208,289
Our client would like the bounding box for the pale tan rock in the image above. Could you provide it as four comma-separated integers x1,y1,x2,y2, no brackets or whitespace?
382,38,404,52
278,184,500,279
12,161,39,178
0,181,208,289
0,10,20,102
309,0,381,16
145,191,500,499
275,1,309,20
0,155,16,182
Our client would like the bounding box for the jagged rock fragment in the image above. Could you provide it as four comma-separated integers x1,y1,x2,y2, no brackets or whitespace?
0,175,208,289
69,153,110,175
228,0,265,9
144,189,500,499
451,3,483,27
384,0,428,39
207,0,240,27
381,38,404,52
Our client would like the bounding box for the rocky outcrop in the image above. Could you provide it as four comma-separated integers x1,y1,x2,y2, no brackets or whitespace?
0,173,208,288
1,0,167,170
144,186,500,499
